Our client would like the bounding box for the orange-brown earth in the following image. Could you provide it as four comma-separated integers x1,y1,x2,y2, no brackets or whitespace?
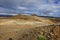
0,14,60,40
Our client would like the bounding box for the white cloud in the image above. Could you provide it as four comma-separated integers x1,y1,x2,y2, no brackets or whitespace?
24,11,34,13
24,0,38,3
0,13,18,15
17,6,27,9
48,13,54,16
0,0,60,17
36,4,60,10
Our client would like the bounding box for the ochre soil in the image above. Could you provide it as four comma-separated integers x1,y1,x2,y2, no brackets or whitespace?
0,15,60,40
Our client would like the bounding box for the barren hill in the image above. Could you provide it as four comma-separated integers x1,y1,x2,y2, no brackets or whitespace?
0,14,60,40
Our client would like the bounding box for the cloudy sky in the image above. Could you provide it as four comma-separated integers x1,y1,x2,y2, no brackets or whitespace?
0,0,60,17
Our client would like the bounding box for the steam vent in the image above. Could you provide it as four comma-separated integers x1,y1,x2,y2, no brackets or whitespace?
0,14,60,40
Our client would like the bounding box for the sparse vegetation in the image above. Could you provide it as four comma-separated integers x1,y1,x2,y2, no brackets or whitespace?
38,35,46,40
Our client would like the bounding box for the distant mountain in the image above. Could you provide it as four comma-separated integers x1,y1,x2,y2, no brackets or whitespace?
0,15,12,17
38,16,60,18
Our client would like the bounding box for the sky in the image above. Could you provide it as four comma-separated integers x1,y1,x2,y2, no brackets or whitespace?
0,0,60,17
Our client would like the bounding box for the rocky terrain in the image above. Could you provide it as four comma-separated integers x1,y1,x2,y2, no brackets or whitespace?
0,14,60,40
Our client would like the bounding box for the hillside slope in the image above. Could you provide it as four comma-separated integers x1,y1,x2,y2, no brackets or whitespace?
0,14,60,40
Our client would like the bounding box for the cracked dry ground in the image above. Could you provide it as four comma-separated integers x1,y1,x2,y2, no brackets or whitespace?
0,15,60,40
